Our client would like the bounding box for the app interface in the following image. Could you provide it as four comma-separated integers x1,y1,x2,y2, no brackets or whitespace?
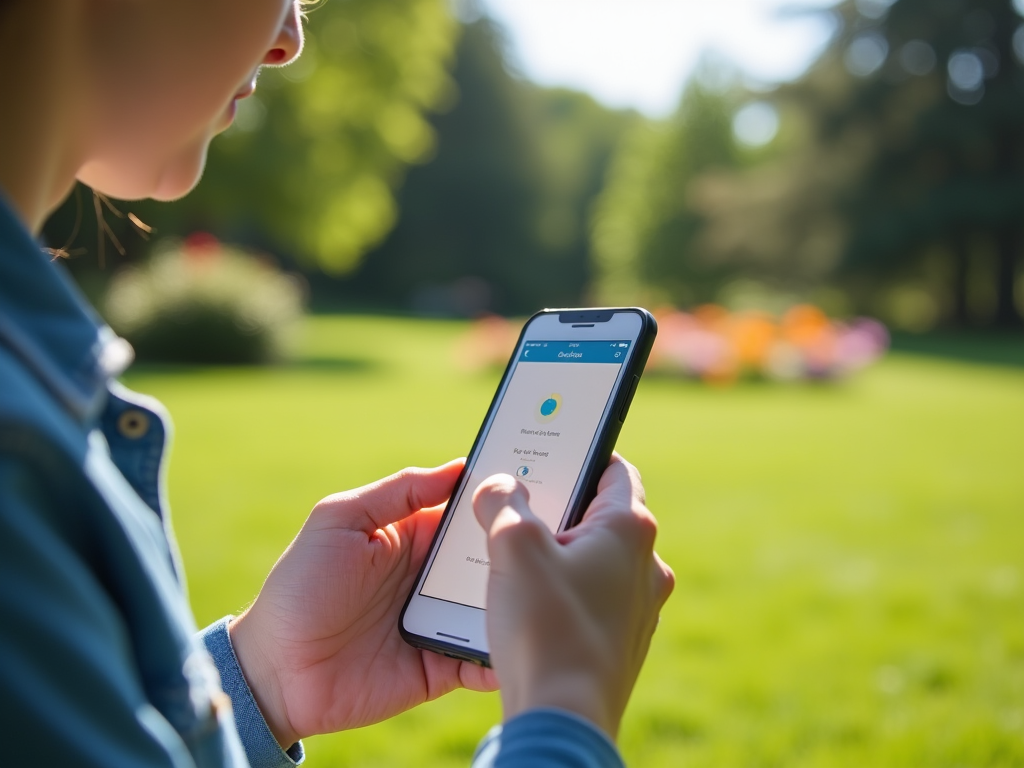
421,339,632,609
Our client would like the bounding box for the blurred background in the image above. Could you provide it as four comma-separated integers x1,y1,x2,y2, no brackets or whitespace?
50,0,1024,331
48,0,1024,765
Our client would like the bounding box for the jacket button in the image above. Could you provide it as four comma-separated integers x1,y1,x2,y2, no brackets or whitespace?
118,409,150,439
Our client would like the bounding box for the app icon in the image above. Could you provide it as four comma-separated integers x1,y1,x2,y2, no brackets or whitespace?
535,393,563,424
516,466,531,477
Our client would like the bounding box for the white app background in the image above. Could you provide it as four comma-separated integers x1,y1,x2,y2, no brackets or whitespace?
421,359,622,608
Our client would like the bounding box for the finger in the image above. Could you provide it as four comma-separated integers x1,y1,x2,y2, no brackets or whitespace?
409,501,451,563
314,458,465,532
555,457,657,554
460,662,500,693
472,474,555,563
472,474,528,533
602,453,646,507
652,551,676,606
422,651,500,699
580,457,647,527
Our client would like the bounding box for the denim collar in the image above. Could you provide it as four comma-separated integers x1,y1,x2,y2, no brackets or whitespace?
0,191,130,423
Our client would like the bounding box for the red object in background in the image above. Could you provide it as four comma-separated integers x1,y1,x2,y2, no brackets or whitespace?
183,232,221,262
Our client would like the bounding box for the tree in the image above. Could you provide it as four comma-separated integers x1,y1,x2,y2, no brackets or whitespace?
333,18,635,314
46,0,461,277
694,0,1024,329
591,75,742,307
833,0,1024,328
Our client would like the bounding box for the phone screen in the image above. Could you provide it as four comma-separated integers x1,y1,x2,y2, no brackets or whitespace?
420,339,633,609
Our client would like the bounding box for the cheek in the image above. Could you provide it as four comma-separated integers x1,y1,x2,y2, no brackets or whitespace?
82,5,281,197
98,57,237,151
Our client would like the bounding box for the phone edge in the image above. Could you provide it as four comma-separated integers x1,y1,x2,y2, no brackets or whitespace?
398,307,658,667
561,307,657,530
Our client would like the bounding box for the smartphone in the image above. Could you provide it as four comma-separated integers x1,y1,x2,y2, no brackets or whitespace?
399,307,657,666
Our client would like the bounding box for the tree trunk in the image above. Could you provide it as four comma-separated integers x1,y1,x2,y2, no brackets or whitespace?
950,232,970,329
994,226,1023,330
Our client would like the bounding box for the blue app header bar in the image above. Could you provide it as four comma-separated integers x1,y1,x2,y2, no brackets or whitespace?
518,340,632,364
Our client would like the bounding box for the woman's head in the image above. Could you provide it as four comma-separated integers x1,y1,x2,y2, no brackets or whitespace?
73,0,304,202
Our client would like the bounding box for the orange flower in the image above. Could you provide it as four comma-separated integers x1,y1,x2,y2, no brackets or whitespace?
727,311,778,369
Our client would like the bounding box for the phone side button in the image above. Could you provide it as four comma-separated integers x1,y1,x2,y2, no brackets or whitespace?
618,375,640,423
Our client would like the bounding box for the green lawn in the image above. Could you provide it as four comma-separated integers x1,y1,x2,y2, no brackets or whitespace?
122,315,1024,768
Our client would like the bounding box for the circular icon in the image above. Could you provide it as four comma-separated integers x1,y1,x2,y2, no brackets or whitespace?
516,466,531,477
535,393,563,424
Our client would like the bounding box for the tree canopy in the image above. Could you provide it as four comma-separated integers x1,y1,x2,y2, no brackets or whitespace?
47,0,461,277
591,75,741,308
334,18,636,314
593,0,1024,330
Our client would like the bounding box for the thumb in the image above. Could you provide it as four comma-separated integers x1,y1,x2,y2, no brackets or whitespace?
313,459,465,532
473,474,555,565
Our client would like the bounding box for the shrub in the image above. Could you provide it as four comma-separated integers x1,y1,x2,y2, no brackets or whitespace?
105,236,305,365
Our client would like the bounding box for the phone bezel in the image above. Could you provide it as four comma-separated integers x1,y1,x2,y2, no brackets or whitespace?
399,307,657,665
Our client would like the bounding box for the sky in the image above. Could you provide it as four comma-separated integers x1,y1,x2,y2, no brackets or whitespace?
479,0,841,117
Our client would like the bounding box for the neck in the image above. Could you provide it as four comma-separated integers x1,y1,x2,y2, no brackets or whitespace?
0,2,88,235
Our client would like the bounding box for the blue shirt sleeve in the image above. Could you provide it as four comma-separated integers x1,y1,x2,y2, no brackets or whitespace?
200,617,305,768
201,615,620,768
471,709,625,768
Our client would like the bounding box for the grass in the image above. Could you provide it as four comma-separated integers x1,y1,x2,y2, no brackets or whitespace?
122,315,1024,767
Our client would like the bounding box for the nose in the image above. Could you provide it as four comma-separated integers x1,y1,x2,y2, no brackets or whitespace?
264,1,304,66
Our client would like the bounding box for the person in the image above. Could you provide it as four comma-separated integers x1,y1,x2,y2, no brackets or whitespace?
0,1,675,766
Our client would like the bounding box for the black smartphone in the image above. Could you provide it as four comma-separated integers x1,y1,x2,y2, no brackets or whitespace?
399,307,657,666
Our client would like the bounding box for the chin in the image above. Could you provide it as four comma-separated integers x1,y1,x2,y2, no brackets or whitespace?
150,171,203,202
78,141,210,203
152,144,210,201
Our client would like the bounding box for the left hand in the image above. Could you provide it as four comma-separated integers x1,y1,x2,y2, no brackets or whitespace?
228,459,497,747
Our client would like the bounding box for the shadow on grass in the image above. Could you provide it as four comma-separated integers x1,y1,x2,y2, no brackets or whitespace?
890,332,1024,369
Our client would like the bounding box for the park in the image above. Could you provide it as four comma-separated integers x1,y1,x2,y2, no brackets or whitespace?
27,0,1024,764
124,315,1024,767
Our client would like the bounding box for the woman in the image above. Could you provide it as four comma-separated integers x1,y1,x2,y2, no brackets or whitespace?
0,1,674,766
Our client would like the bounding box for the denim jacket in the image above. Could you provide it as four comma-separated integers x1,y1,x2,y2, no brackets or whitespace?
0,193,622,768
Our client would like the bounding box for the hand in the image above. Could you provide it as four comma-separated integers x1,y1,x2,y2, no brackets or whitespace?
228,460,497,747
472,454,674,741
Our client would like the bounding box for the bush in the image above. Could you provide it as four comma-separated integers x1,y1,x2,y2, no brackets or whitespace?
105,236,304,365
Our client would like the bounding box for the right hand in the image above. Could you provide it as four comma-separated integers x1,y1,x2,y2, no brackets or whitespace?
472,454,674,740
